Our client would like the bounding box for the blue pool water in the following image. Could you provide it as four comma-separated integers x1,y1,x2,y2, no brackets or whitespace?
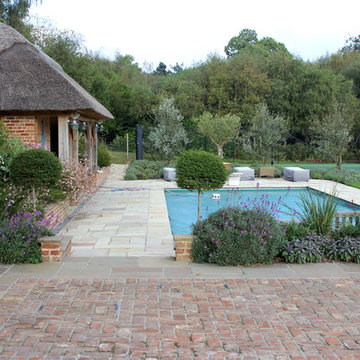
165,188,360,234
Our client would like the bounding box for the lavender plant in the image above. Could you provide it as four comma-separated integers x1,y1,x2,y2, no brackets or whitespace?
0,208,56,263
192,194,285,266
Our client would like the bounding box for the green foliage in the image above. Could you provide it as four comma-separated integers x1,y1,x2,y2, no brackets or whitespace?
195,112,241,158
282,220,311,241
97,142,112,167
192,206,284,266
291,189,339,235
310,102,354,170
310,167,360,185
332,222,360,240
9,149,62,189
224,28,258,57
176,150,226,192
281,233,324,263
124,160,169,180
0,209,48,264
323,237,360,263
0,0,39,38
0,130,25,178
147,98,189,159
176,150,227,222
242,103,289,164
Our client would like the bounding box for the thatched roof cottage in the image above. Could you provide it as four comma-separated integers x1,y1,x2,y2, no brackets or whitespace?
0,22,113,171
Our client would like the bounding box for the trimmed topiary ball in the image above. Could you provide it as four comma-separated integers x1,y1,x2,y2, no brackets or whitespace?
176,150,227,222
9,148,62,189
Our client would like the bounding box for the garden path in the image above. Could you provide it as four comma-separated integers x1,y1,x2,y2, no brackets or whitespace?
58,164,177,257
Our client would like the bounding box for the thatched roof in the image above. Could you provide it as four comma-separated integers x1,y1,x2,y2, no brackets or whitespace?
0,23,113,120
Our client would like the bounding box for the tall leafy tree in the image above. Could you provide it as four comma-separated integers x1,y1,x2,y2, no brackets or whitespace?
224,28,258,57
0,0,40,37
343,34,360,53
311,102,354,170
243,103,288,164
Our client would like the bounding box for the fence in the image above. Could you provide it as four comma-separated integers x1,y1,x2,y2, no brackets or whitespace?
334,211,360,228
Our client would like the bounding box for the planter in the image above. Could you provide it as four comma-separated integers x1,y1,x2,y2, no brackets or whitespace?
223,162,231,170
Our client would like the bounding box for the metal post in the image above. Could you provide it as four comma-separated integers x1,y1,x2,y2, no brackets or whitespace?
126,133,129,162
136,125,143,160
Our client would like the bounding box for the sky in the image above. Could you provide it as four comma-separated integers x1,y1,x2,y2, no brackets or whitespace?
29,0,360,70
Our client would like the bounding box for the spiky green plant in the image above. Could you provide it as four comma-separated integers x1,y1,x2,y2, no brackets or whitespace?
294,188,339,235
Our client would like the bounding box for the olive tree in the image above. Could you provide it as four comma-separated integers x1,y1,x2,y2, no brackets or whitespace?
242,103,288,164
148,98,189,159
176,150,227,222
311,103,354,170
196,112,241,158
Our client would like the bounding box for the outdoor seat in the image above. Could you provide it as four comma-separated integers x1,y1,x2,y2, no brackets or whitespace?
233,167,255,181
283,166,310,182
163,167,177,181
259,167,275,178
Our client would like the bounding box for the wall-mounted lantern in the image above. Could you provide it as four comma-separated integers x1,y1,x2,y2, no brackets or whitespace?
67,112,80,130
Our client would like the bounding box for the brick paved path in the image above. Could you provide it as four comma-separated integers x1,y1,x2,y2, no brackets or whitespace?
0,278,360,359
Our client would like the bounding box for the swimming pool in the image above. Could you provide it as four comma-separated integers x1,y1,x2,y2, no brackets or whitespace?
165,188,360,234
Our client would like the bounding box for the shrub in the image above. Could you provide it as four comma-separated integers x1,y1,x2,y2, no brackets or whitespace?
9,149,62,189
124,160,169,180
281,233,325,263
97,142,112,167
282,220,311,241
176,150,227,222
274,165,284,177
322,236,360,263
58,161,93,203
0,209,55,263
332,222,360,240
192,204,284,266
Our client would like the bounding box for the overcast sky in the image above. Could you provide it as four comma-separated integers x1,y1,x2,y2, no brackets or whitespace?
29,0,360,70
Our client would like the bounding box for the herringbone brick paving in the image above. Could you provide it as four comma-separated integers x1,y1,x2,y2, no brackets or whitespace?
0,278,359,359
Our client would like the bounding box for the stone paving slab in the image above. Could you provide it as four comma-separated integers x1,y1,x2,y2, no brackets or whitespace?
0,278,360,359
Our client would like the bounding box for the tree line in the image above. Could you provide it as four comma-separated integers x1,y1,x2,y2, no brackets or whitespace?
2,1,360,164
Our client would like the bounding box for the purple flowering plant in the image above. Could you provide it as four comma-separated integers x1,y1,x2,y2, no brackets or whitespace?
192,189,286,266
0,207,56,263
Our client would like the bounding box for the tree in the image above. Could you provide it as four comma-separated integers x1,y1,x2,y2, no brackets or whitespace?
310,102,354,170
224,28,258,57
154,62,169,76
195,112,241,158
243,103,288,164
343,34,360,53
0,0,40,38
147,98,189,159
176,150,227,222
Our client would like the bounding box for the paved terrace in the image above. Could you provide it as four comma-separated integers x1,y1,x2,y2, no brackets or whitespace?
0,166,360,358
55,165,360,257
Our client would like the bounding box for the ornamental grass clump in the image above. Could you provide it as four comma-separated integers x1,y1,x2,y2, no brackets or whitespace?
0,208,55,264
192,195,285,266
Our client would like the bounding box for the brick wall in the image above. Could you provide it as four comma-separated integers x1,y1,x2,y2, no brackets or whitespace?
44,200,71,230
174,234,193,261
2,116,36,142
